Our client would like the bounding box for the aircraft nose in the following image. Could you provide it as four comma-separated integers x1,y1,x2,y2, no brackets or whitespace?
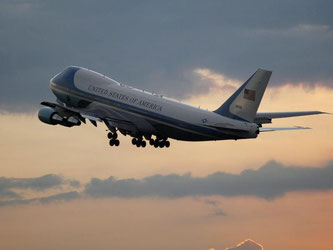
50,66,81,89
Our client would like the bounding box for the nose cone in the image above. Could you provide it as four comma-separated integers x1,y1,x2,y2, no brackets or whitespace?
50,66,81,89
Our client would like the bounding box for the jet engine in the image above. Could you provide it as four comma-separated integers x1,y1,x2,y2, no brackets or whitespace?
38,107,81,127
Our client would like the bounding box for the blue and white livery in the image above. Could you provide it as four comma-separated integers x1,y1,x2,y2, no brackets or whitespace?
38,66,325,148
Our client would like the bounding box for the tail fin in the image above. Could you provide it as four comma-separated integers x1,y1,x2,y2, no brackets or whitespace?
214,69,272,122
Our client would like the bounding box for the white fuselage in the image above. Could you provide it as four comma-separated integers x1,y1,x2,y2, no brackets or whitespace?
50,67,258,141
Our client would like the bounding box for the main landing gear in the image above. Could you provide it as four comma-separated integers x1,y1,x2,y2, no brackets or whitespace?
106,130,171,149
149,138,170,148
131,137,146,148
107,132,120,147
131,137,170,148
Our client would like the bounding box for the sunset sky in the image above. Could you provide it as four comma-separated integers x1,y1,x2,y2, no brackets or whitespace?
1,1,333,249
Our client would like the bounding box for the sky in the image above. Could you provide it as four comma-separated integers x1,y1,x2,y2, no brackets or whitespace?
1,1,333,249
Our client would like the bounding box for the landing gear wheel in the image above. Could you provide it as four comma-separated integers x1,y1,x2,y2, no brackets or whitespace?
159,141,165,148
114,140,120,146
165,141,170,148
154,140,159,148
149,139,154,145
107,132,113,139
109,140,115,146
113,133,118,139
132,138,137,145
141,141,146,147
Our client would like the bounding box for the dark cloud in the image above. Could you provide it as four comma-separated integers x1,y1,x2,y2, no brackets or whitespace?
0,174,80,200
1,161,333,206
84,161,333,199
0,191,80,206
1,0,333,111
0,174,63,199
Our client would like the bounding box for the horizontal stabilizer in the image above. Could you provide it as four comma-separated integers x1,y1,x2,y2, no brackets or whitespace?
259,126,311,132
255,111,327,124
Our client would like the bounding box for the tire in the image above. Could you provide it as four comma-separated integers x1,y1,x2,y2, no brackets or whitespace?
107,132,113,139
165,141,170,148
149,139,154,145
113,133,118,139
114,140,120,146
132,138,137,145
141,141,146,147
109,140,115,146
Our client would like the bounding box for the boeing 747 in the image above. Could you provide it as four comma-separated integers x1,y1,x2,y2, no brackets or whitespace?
38,66,325,148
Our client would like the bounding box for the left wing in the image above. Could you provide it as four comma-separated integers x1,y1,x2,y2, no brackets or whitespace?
41,101,100,125
40,101,137,131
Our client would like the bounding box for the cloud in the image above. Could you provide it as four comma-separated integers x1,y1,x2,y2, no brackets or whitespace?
225,239,264,250
254,24,333,37
84,161,333,199
1,161,333,206
0,191,80,206
213,209,226,217
1,1,333,111
0,174,63,190
0,174,80,201
0,174,63,199
203,199,227,216
204,199,219,207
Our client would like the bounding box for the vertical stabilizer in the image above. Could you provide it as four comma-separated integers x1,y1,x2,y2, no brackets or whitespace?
214,69,272,122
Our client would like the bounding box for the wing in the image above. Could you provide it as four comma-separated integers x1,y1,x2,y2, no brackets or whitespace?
41,101,137,130
254,111,327,124
40,101,157,136
41,101,102,125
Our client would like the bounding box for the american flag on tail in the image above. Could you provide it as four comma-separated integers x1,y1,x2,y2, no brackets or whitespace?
243,88,256,101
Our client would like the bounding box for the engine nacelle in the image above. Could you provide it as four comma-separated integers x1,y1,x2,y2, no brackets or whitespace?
66,116,81,126
38,107,80,127
38,107,63,125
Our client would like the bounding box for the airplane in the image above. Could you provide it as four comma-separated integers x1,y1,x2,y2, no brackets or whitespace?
38,66,326,148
